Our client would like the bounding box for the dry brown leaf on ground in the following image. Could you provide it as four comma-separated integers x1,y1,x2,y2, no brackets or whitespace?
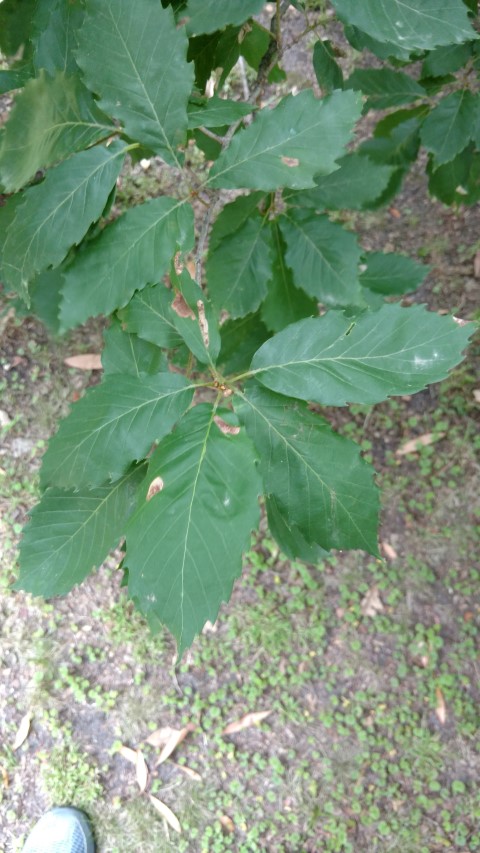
435,687,447,725
12,712,32,751
381,541,398,560
145,726,177,748
148,795,181,833
155,724,195,766
1,765,9,788
361,586,384,617
222,710,272,735
170,762,202,781
219,815,235,834
64,354,102,370
474,250,480,278
135,750,149,792
396,432,444,456
473,389,480,403
118,745,138,765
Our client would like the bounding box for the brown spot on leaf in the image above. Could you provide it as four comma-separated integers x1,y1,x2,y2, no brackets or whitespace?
172,293,195,319
197,299,209,347
173,251,183,275
146,477,164,501
281,156,299,167
214,416,240,436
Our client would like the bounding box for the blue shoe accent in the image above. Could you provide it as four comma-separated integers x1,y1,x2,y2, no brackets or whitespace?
22,808,95,853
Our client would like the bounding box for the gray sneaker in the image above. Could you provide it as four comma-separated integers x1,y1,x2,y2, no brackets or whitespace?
22,808,95,853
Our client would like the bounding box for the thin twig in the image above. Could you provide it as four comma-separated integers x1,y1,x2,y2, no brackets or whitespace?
195,198,217,287
238,56,250,101
198,126,226,145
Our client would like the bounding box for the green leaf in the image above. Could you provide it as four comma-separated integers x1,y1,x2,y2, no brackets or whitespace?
183,0,265,35
77,0,193,166
125,404,261,656
0,71,114,192
313,39,344,93
360,113,423,166
420,90,477,166
235,383,379,554
279,210,364,308
346,69,426,110
218,313,271,375
169,268,221,365
422,42,473,77
285,153,396,210
118,283,184,350
206,213,272,318
209,192,266,253
102,318,166,378
343,23,413,61
0,0,37,55
261,222,317,333
60,198,194,329
426,145,474,204
331,0,476,52
0,64,32,94
1,143,125,303
188,27,241,93
40,373,195,489
266,495,327,563
32,0,84,75
250,304,472,406
17,464,145,597
29,269,65,334
239,20,270,71
208,89,362,190
187,96,253,129
360,252,430,295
